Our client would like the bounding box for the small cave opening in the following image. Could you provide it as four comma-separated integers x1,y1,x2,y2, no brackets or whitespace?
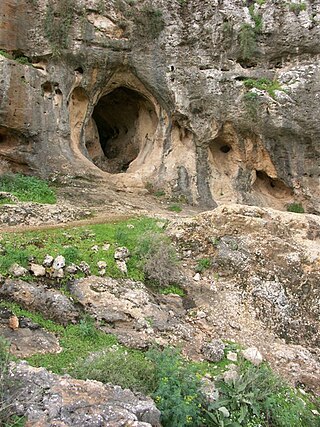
88,86,158,174
254,170,293,199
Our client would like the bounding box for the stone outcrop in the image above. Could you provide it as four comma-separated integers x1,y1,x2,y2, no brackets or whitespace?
8,361,161,427
0,0,319,211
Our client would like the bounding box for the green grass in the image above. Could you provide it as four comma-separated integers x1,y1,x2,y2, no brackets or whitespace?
243,78,284,98
195,258,211,273
0,301,117,374
0,174,56,204
160,285,185,297
0,217,162,280
168,204,182,213
286,202,304,213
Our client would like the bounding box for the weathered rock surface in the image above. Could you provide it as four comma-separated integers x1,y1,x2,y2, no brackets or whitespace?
0,202,92,227
0,279,79,324
0,0,319,211
8,362,161,427
70,276,189,348
168,204,320,393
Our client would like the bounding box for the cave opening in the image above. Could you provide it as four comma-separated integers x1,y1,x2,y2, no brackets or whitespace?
89,86,157,174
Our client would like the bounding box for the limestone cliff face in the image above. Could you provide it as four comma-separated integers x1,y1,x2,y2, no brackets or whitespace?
0,0,319,211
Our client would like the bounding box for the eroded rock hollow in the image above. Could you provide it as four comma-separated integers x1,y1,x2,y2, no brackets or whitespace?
0,0,319,211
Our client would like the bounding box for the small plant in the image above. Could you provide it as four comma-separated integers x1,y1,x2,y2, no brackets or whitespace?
72,347,156,395
133,4,164,39
168,204,182,213
0,50,13,60
62,246,80,264
78,315,98,338
239,24,256,61
147,348,205,427
289,2,306,14
160,285,185,297
155,189,166,197
243,78,283,98
287,202,304,213
45,0,75,55
195,258,212,273
0,173,56,204
135,232,181,289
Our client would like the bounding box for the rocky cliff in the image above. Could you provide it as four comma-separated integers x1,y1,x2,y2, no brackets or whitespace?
0,0,319,211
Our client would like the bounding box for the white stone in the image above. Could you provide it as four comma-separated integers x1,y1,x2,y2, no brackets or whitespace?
43,254,54,267
65,264,78,274
53,255,65,270
242,347,263,366
9,263,28,277
114,247,130,261
91,245,99,252
116,260,127,275
30,263,46,277
193,272,201,281
52,268,64,279
227,351,238,362
97,261,107,269
102,243,110,251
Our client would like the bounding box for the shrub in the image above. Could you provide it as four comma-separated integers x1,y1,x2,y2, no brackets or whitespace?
243,78,283,98
0,173,56,204
286,202,304,213
135,232,181,289
72,347,156,395
147,348,205,427
289,2,306,14
195,258,211,273
239,24,256,60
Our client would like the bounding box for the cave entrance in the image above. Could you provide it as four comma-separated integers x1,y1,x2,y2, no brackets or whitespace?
88,86,158,174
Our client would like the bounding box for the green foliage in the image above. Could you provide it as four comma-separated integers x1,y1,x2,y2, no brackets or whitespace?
160,285,185,297
249,5,263,33
0,302,117,374
239,24,256,61
72,346,156,395
243,78,283,98
289,2,306,14
168,204,182,213
0,173,56,204
61,246,81,264
195,258,211,273
206,359,320,427
0,50,13,59
286,202,304,213
45,0,75,55
147,348,205,427
0,217,162,280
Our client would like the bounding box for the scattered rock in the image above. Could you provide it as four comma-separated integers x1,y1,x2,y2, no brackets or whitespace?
102,243,110,251
193,272,201,281
97,261,107,270
91,245,99,252
52,268,64,279
114,246,130,261
200,377,219,403
43,254,54,267
65,263,78,274
52,255,65,270
8,315,19,330
9,263,28,277
242,347,263,366
78,261,91,276
29,263,46,277
226,351,238,362
116,259,127,275
202,339,225,362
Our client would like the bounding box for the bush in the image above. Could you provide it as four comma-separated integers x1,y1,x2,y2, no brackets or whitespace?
0,173,56,204
72,347,156,395
135,232,181,289
239,24,256,60
243,78,283,98
286,203,304,214
147,348,205,427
